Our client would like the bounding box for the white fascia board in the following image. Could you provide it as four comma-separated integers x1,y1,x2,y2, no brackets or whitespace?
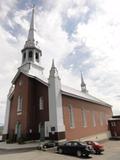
12,71,21,84
11,70,48,86
61,90,112,108
108,118,120,121
23,72,48,86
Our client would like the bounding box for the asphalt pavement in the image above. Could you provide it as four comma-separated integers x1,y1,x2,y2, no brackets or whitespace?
0,140,120,160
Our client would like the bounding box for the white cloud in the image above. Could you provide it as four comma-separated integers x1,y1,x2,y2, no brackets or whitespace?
1,0,120,124
0,0,17,20
72,0,120,114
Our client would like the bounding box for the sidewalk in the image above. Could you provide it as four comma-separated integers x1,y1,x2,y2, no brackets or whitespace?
0,141,39,150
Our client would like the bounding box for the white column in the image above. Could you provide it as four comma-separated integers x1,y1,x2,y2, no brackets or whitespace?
3,97,11,135
48,61,65,133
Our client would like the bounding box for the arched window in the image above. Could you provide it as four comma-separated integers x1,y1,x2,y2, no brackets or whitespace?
39,97,44,110
15,122,22,139
81,109,87,128
28,51,33,61
17,96,23,112
68,105,75,128
22,52,26,62
100,112,104,126
92,111,96,127
36,52,39,62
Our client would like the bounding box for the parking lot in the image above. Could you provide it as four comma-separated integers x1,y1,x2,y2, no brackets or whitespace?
0,140,120,160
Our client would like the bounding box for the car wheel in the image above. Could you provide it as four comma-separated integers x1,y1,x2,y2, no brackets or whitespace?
76,150,82,157
58,148,63,154
95,150,100,154
85,154,89,157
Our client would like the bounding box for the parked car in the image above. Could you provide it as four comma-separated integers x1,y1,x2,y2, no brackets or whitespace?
57,141,91,157
42,141,57,149
84,141,104,154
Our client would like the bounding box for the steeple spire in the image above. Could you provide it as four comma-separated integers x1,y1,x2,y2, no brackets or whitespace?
24,5,39,48
20,6,43,74
50,59,59,78
81,72,88,93
28,5,35,41
52,59,55,68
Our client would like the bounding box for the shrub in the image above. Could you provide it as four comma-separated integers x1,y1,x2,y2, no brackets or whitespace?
6,138,13,144
17,137,25,144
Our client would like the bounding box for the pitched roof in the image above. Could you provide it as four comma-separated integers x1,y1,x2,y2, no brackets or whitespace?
61,85,111,107
12,65,48,86
11,70,111,107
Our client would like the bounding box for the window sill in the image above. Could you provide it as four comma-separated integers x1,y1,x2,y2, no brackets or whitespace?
83,126,87,128
70,126,75,129
17,111,22,115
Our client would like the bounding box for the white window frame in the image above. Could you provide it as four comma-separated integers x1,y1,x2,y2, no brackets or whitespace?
106,114,111,125
100,112,103,126
68,105,75,128
17,96,23,113
81,109,87,128
92,111,96,127
38,123,41,133
18,80,22,86
111,121,116,126
39,97,44,110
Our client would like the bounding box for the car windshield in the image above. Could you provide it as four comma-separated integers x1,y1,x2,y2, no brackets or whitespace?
72,142,78,146
65,142,72,146
81,142,87,145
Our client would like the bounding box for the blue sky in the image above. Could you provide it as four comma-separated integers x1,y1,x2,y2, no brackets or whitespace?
0,0,120,124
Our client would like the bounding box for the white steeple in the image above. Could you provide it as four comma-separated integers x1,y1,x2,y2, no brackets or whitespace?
24,5,39,48
48,60,65,140
81,72,88,93
20,6,44,75
49,59,59,78
52,59,55,68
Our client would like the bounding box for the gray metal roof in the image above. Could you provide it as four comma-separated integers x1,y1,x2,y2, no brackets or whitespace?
12,70,111,107
61,85,111,107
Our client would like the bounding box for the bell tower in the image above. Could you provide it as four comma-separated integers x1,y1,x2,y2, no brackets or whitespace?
19,6,44,75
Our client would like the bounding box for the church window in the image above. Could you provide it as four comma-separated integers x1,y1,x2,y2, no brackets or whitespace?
17,96,23,112
100,112,103,126
28,51,33,60
22,52,26,62
19,80,22,86
36,52,39,62
105,114,109,125
39,97,44,110
81,109,87,128
38,123,41,133
68,105,75,128
92,111,96,127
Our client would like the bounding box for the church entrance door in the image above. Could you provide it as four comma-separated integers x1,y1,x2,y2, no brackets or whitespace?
39,122,45,141
16,122,22,140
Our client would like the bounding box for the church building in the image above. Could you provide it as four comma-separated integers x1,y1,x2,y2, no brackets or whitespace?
3,7,112,142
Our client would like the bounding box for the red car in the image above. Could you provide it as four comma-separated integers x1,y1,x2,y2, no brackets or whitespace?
85,141,104,154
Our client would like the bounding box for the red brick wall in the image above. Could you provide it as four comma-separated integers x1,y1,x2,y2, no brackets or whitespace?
8,73,49,140
27,78,49,135
8,73,29,137
62,95,113,140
